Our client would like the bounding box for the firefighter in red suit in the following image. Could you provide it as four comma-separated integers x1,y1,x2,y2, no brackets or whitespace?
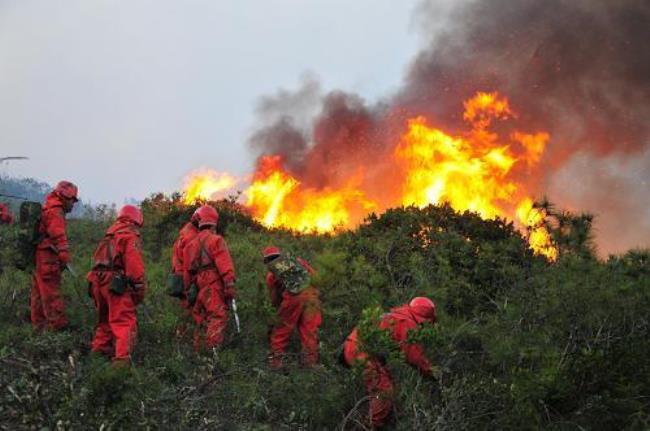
171,209,200,310
343,297,438,428
183,205,236,351
0,202,13,224
263,246,322,369
31,180,78,331
87,205,146,365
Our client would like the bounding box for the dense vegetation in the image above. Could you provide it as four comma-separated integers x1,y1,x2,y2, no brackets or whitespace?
0,191,648,430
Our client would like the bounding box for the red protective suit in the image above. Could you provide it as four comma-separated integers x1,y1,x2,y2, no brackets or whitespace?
343,304,434,428
87,220,146,361
267,257,322,368
0,203,13,224
171,221,199,310
183,229,236,351
31,193,70,331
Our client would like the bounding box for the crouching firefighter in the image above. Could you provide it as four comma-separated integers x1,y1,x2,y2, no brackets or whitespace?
87,205,146,365
263,246,322,369
183,205,237,352
31,180,79,331
342,297,438,428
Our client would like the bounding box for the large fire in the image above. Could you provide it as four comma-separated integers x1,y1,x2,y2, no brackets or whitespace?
182,91,558,260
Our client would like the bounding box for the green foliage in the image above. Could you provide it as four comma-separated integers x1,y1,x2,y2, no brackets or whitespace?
356,306,402,365
0,195,648,429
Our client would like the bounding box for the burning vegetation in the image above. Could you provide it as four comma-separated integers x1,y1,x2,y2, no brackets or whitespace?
182,0,650,258
182,170,237,204
183,91,557,260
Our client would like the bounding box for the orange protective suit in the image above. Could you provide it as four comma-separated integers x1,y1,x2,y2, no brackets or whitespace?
183,228,236,351
267,257,322,368
88,220,146,361
343,304,434,428
31,193,70,331
171,221,199,309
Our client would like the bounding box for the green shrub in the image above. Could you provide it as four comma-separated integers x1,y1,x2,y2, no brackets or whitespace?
0,196,648,429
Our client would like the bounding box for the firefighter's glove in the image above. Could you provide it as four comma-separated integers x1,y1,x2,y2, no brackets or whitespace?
224,282,237,302
58,250,70,266
271,294,282,309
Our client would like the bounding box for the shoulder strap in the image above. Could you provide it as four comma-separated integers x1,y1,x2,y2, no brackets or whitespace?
107,233,115,271
92,232,117,271
194,235,214,270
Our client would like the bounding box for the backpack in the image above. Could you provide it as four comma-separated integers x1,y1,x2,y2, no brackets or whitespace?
189,237,215,273
14,201,43,270
91,232,128,295
267,253,311,294
182,236,214,306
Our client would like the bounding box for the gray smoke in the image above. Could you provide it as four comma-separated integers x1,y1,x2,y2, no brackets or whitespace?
248,0,650,254
401,0,650,162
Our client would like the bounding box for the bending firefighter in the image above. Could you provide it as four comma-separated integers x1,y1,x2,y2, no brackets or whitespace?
263,246,322,369
87,205,146,365
31,181,78,331
342,297,438,428
183,205,237,351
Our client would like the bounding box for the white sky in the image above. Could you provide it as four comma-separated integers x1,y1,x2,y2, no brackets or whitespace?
0,0,422,203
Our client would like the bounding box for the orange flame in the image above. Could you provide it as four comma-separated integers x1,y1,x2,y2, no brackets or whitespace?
182,170,237,204
246,156,376,233
396,116,518,219
516,198,558,261
182,91,558,259
395,92,554,259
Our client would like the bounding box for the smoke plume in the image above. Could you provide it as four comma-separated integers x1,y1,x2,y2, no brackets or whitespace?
248,0,650,255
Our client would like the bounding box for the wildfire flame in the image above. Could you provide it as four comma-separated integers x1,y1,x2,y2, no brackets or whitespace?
182,170,237,204
183,91,558,260
516,198,558,261
246,155,376,233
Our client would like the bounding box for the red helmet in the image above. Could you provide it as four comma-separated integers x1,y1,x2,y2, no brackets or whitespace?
118,205,144,227
54,181,79,201
262,246,281,262
190,208,201,223
196,205,218,227
409,297,436,324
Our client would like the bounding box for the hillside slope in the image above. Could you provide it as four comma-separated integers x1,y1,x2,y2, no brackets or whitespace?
0,196,648,430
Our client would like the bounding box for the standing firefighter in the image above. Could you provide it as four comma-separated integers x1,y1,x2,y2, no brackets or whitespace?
87,205,146,366
342,297,438,428
183,205,236,351
0,202,14,225
169,209,200,309
263,246,322,369
31,180,78,331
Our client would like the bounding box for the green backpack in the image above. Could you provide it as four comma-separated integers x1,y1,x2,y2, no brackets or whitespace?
267,253,311,294
14,201,43,271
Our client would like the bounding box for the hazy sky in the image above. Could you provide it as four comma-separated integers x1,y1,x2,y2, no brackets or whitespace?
0,0,422,203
